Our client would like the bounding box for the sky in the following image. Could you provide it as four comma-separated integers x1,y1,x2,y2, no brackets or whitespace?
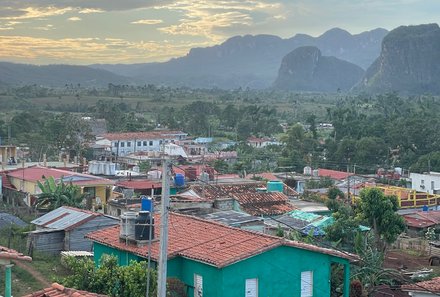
0,0,439,65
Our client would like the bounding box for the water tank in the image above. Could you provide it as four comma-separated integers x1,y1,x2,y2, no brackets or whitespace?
97,162,104,175
120,212,137,238
103,163,110,175
200,172,209,182
267,181,284,193
109,163,116,175
174,173,185,187
312,169,319,177
303,166,312,175
133,166,140,173
135,211,154,241
185,167,197,181
141,196,154,212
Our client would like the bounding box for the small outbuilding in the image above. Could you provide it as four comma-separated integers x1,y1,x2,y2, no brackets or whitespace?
28,206,118,254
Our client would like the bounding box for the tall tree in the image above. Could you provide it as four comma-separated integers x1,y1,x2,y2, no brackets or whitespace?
357,188,406,251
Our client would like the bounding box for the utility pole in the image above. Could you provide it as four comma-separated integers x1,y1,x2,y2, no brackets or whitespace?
346,161,351,204
157,158,170,297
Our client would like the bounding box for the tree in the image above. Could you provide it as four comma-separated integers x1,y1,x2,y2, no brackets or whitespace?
357,188,406,251
325,204,359,249
351,233,401,296
36,176,88,210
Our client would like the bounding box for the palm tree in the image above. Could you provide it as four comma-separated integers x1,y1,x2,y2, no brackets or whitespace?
35,176,88,210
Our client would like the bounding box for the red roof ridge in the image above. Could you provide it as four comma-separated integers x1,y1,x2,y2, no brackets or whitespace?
0,245,32,262
22,282,108,297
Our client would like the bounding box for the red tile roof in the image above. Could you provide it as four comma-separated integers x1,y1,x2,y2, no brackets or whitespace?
246,172,281,181
172,165,217,176
403,213,436,229
191,182,266,200
85,213,356,267
7,166,114,186
318,168,353,180
22,282,107,297
100,130,186,141
401,276,440,293
0,245,32,262
233,192,296,216
115,179,162,190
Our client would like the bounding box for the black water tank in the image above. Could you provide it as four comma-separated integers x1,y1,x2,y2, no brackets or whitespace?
135,211,154,241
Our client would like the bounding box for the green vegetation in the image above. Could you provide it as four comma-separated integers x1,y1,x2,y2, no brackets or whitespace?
61,255,186,297
36,176,89,210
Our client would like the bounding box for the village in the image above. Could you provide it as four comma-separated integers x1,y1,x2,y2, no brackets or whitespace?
1,125,440,297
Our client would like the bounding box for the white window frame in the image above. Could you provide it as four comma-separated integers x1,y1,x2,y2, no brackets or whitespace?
301,271,313,297
245,278,258,297
194,274,203,297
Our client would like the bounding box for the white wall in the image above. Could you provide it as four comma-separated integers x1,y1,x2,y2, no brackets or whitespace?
410,172,440,194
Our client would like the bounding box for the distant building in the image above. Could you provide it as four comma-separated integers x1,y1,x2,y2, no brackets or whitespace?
247,136,280,148
95,130,187,157
410,172,440,194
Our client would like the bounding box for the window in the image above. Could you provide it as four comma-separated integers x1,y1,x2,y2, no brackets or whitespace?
194,274,203,297
245,278,258,297
127,141,131,147
143,141,147,146
149,141,153,146
114,142,118,147
301,271,313,297
432,181,435,190
120,142,125,147
137,141,142,147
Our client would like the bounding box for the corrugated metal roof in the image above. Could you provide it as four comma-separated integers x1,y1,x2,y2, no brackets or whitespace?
31,206,98,230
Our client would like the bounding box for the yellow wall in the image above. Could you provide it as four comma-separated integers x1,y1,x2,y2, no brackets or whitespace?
9,176,111,205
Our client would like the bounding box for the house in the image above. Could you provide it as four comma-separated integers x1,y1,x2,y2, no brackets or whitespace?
247,136,279,148
410,172,440,194
200,210,265,232
22,283,108,297
401,276,440,296
86,212,356,297
0,145,17,168
318,168,353,181
5,166,114,206
95,130,187,157
265,210,334,236
183,182,297,216
28,206,118,254
402,211,440,237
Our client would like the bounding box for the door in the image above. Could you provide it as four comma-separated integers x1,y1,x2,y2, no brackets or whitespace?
245,278,258,297
194,274,203,297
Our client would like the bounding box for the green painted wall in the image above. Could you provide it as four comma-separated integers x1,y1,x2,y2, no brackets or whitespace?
92,242,350,297
94,243,143,266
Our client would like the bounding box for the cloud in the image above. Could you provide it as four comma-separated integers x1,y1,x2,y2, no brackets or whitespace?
0,0,172,14
67,16,81,21
131,19,163,25
156,0,283,41
0,34,205,64
78,8,104,14
0,6,73,20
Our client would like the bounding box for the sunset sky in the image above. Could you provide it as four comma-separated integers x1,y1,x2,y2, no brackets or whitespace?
0,0,438,65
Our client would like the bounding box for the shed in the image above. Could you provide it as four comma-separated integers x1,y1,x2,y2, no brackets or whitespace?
28,206,118,254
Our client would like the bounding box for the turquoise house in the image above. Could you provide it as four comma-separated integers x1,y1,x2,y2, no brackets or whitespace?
86,213,356,297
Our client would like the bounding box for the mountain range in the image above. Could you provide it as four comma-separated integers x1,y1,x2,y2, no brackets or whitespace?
273,46,365,92
356,23,440,95
0,27,388,90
